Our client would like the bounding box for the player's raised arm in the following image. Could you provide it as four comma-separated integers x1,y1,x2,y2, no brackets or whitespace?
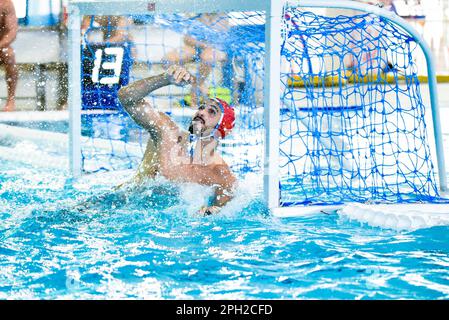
118,65,194,132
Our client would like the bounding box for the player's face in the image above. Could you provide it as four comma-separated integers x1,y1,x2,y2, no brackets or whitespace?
189,100,222,136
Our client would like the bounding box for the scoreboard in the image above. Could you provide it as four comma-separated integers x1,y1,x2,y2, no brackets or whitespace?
82,42,133,110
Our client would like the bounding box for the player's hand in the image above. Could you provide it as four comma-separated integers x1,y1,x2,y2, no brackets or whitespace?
166,65,195,86
198,205,221,217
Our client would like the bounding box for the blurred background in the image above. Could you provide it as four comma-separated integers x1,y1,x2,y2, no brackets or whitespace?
0,0,68,111
1,0,448,111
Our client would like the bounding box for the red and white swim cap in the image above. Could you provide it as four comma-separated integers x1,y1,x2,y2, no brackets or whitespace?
213,98,235,139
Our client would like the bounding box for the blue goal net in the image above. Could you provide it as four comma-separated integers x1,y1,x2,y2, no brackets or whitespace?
79,5,441,205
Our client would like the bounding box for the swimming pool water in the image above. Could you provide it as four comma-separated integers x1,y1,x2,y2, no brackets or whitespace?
1,159,449,299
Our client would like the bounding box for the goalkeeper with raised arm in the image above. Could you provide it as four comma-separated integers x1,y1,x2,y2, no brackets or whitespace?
117,65,236,216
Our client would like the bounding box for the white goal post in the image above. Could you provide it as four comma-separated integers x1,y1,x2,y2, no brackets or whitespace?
67,0,447,216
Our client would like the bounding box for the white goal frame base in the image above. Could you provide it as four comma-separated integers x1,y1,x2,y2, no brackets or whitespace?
273,203,449,231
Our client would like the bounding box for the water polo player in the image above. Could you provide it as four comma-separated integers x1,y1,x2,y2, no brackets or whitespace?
118,65,236,216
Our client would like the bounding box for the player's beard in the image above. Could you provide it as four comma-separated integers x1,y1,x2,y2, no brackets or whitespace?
189,117,205,136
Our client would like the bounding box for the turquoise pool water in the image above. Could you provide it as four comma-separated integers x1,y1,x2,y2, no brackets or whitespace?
1,159,449,299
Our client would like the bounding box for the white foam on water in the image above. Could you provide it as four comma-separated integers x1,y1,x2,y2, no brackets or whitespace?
339,203,449,231
0,141,68,171
72,169,136,191
178,182,215,215
163,172,263,217
218,172,264,217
